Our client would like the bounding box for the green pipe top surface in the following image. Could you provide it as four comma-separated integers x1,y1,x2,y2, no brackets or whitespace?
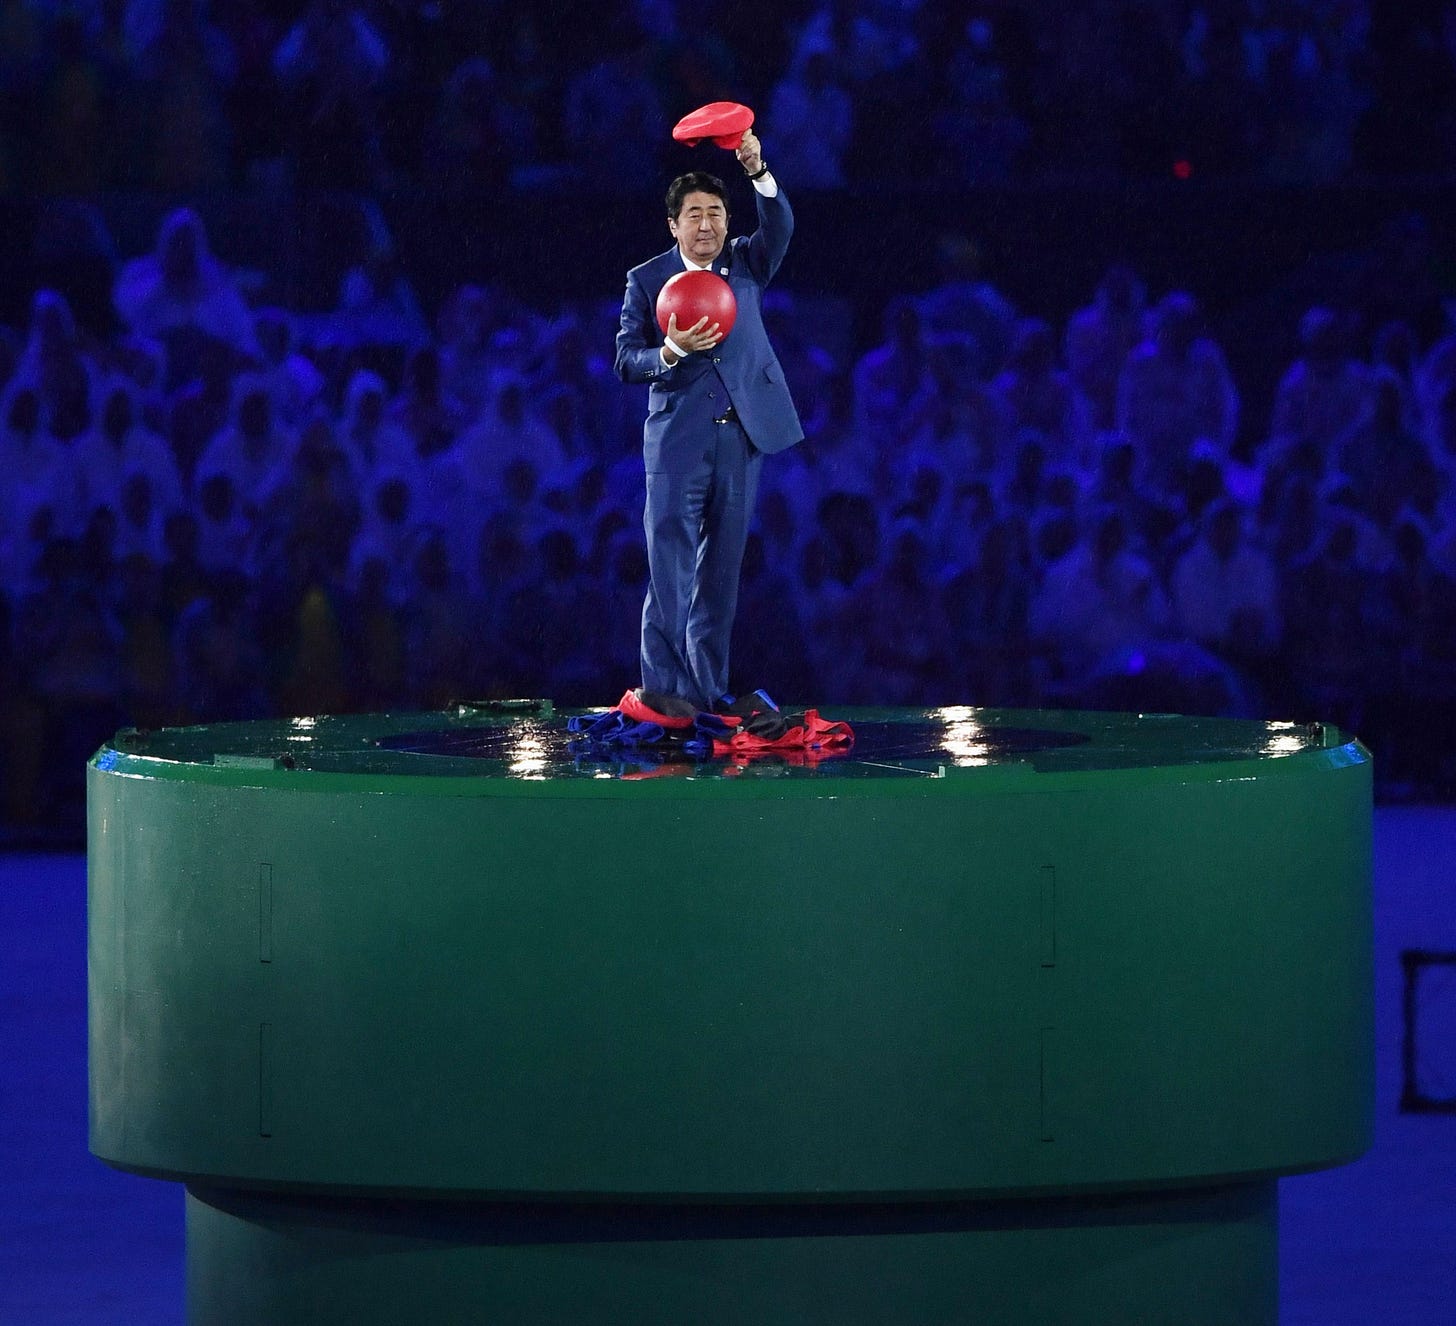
91,702,1365,797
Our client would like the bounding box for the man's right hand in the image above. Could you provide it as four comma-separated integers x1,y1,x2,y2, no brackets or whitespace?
664,313,724,362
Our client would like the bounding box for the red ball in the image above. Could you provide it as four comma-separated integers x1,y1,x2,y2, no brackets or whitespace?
655,269,737,341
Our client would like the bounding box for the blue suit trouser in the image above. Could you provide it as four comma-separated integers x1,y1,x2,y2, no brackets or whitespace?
641,420,762,708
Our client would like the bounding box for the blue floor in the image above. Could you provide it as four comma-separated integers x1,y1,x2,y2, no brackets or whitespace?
2,856,183,1326
3,810,1453,1324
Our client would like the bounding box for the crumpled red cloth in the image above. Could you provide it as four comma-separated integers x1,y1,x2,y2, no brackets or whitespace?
709,709,854,757
617,687,701,730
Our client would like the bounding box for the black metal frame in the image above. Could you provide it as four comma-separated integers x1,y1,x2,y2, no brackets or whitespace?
1400,949,1456,1114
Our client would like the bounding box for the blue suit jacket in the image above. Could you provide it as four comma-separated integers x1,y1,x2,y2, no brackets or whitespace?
614,188,804,472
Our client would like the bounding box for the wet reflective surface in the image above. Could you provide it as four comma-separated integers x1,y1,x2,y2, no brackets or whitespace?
96,702,1353,782
380,718,1084,766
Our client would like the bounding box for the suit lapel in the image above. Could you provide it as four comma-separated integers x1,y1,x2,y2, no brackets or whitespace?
650,247,682,291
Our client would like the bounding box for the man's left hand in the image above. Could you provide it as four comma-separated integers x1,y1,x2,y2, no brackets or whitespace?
736,128,763,175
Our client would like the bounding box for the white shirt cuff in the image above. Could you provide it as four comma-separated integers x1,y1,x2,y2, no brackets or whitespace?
751,171,779,198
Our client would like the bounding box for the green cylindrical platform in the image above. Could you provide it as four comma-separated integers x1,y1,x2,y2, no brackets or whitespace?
88,705,1374,1325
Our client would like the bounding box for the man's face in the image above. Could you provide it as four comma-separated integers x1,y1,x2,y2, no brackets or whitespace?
669,191,728,267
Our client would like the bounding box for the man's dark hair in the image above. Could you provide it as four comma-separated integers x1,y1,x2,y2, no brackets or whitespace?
666,172,729,220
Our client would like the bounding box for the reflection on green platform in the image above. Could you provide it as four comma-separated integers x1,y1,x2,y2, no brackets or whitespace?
88,706,1373,1324
99,700,1343,781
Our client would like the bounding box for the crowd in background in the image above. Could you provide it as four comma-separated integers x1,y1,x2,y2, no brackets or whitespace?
2,0,1456,832
4,0,1456,195
3,197,1456,830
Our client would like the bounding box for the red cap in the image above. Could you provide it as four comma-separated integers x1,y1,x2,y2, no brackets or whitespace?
672,101,755,150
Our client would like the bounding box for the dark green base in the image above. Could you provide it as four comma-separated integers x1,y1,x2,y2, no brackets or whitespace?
186,1182,1277,1326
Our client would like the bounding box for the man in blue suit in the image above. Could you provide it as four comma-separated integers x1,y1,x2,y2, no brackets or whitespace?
615,128,804,709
